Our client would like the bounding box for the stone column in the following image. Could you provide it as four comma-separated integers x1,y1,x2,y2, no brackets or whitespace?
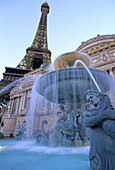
15,97,20,115
9,99,14,116
22,91,27,110
8,100,12,115
19,93,25,113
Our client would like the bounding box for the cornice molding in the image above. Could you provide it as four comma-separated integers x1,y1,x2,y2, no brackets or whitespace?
77,34,115,51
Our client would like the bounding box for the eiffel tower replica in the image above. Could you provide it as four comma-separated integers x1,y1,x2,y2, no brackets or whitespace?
0,2,51,99
17,2,51,69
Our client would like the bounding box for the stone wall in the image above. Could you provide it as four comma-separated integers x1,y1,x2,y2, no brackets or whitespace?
2,117,17,137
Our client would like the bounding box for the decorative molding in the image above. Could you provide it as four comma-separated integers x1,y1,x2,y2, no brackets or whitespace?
99,52,110,63
21,75,38,88
10,85,22,96
76,34,115,51
91,52,115,67
10,74,39,95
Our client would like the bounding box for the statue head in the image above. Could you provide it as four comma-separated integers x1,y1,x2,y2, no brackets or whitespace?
65,102,72,113
85,90,113,111
22,120,26,128
59,104,65,111
85,90,100,107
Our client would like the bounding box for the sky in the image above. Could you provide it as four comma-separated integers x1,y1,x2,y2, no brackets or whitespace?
0,0,115,79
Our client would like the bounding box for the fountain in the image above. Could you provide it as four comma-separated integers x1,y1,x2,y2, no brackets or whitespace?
0,51,115,169
26,51,114,143
25,51,115,169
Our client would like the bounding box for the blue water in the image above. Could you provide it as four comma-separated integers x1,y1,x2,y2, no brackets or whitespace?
0,139,90,170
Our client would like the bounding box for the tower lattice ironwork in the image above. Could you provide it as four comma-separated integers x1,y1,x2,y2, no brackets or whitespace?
17,2,51,70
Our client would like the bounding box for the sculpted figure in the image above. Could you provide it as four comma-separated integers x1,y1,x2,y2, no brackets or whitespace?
57,104,67,123
83,90,115,170
56,103,77,140
36,104,78,146
15,120,26,140
36,130,49,145
76,109,90,144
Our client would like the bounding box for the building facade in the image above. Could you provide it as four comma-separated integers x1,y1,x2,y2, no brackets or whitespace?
76,34,115,78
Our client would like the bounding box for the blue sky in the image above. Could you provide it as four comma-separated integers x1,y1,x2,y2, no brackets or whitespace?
0,0,115,79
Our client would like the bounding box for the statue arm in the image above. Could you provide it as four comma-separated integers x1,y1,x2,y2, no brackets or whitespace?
83,109,115,127
83,113,102,127
73,111,77,128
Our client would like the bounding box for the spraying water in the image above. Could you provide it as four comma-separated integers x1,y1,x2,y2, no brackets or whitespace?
74,60,101,92
75,51,91,63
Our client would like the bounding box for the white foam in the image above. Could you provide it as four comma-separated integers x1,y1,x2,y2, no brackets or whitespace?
8,139,89,155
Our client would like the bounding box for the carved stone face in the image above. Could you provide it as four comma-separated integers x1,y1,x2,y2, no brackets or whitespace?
65,104,72,113
59,104,64,111
86,93,100,107
37,135,42,143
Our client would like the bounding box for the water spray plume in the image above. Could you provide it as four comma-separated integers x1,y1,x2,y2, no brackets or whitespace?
74,59,101,92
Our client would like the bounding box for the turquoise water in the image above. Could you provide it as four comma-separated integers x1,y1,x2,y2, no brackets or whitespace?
0,139,90,170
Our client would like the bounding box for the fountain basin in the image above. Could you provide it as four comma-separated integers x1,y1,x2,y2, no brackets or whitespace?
0,139,89,170
35,67,113,104
54,51,90,69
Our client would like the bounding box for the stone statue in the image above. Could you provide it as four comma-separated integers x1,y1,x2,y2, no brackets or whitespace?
76,108,90,144
57,104,67,123
36,103,79,147
35,102,91,147
55,103,77,141
15,120,26,140
36,130,49,145
83,90,115,170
